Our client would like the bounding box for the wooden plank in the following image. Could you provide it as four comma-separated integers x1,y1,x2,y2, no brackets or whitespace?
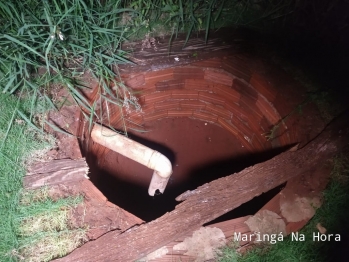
24,158,89,189
55,111,349,262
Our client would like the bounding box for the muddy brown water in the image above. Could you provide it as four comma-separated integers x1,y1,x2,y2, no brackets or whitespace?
85,117,285,222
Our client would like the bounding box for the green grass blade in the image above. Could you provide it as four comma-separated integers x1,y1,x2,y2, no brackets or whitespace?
88,101,96,134
9,79,24,95
0,95,20,149
214,0,225,22
2,75,16,93
3,34,45,60
183,22,194,48
205,0,216,43
44,32,56,75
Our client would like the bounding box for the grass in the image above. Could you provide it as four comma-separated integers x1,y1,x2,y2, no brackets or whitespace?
0,0,138,133
218,154,349,262
14,188,87,262
0,93,87,261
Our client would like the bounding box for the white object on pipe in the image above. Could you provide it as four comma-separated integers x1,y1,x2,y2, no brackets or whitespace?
91,124,172,196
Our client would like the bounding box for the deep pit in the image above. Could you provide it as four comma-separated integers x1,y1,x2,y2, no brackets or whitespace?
85,117,286,221
81,55,304,222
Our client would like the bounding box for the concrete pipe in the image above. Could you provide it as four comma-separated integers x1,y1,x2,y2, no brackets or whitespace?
91,124,173,196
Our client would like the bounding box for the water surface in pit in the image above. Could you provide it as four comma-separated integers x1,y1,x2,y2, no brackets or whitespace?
86,117,282,221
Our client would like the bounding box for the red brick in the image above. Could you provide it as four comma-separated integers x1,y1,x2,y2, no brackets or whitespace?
217,118,239,136
144,91,172,104
137,95,145,104
222,58,251,82
224,102,249,122
127,111,143,119
168,109,193,117
198,92,225,105
171,90,199,100
250,72,277,103
130,115,144,126
251,135,266,151
173,67,204,80
180,101,206,110
288,125,299,144
256,94,280,125
192,111,217,123
143,110,168,122
137,84,157,93
125,118,144,130
119,73,129,79
231,117,254,140
137,87,157,103
124,74,145,88
144,68,174,85
239,96,264,120
155,79,185,91
234,79,258,101
100,99,119,113
106,106,123,125
260,116,273,133
154,101,180,111
245,115,264,137
236,133,254,152
184,79,210,90
205,104,232,120
213,84,240,103
277,124,291,146
140,104,154,115
204,69,233,86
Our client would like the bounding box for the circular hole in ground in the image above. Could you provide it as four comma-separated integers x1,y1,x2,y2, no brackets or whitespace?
84,117,286,222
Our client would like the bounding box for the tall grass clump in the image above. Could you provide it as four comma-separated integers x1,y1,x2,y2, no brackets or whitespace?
14,188,86,262
0,0,138,125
